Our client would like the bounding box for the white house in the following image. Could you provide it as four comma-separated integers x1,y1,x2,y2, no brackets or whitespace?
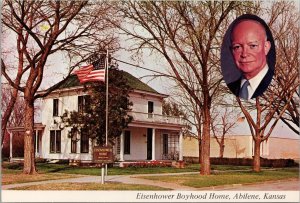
32,71,185,163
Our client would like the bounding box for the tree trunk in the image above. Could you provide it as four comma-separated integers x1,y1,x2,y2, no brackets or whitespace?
219,143,225,158
253,138,261,172
23,98,37,174
200,107,211,175
198,131,202,171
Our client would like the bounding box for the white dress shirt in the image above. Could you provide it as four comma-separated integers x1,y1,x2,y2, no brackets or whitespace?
240,64,269,100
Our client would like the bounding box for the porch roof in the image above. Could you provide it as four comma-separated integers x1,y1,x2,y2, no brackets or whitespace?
128,120,183,131
128,111,184,131
6,123,45,133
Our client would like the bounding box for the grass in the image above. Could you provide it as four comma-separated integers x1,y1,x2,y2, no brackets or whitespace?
2,162,298,189
2,169,83,185
138,168,299,188
2,162,255,176
11,182,170,191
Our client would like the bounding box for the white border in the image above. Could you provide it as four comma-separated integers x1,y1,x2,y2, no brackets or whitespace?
2,191,300,202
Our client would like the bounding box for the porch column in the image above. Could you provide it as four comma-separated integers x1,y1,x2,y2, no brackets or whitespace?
35,130,38,156
152,128,156,160
9,132,13,161
179,131,183,161
120,131,124,161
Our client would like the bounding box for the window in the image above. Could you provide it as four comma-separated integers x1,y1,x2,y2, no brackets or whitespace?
34,131,40,153
71,130,77,153
53,99,59,116
80,131,89,153
124,131,131,154
50,130,61,153
168,134,179,154
161,133,179,160
78,95,91,113
148,101,154,118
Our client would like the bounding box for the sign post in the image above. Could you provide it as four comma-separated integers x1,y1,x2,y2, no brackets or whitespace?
93,146,114,184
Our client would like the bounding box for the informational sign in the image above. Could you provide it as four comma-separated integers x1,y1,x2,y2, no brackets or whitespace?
93,146,114,164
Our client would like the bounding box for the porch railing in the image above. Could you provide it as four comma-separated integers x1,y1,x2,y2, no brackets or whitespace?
161,151,179,161
128,111,183,125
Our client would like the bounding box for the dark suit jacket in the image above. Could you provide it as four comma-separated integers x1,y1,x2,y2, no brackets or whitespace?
227,68,274,99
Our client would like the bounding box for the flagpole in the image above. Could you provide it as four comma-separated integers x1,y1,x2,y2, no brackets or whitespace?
101,50,109,184
105,50,109,177
105,50,109,147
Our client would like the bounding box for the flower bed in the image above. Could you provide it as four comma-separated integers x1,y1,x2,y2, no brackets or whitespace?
120,161,172,168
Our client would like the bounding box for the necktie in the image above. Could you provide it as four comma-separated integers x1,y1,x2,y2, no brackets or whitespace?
239,80,249,100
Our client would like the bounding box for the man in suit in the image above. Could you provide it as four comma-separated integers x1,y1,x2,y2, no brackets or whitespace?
227,18,273,100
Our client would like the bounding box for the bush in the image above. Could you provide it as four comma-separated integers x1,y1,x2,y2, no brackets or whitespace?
121,161,172,168
35,158,47,163
183,156,299,168
3,162,23,170
56,159,70,164
1,157,10,162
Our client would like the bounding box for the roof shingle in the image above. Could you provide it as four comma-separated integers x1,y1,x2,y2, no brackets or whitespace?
52,70,158,94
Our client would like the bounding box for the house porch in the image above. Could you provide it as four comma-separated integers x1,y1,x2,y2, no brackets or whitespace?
114,125,184,162
6,123,45,162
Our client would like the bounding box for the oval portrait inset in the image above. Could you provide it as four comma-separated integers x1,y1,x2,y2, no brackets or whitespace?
221,14,276,100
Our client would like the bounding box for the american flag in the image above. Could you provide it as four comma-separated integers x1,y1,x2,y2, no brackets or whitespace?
74,59,106,83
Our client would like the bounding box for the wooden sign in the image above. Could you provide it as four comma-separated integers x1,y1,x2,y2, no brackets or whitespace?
93,146,114,164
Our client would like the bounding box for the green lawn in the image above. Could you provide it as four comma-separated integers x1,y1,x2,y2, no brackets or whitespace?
2,169,82,185
2,162,298,190
2,162,255,176
138,168,299,188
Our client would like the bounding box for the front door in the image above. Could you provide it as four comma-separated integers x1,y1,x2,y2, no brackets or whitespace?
147,128,152,160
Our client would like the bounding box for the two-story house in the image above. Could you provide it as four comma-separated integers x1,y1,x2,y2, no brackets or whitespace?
35,70,185,163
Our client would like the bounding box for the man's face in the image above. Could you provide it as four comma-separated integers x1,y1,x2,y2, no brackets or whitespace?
231,20,271,80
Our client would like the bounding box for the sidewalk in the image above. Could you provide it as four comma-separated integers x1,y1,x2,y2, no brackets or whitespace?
2,172,198,190
2,172,300,191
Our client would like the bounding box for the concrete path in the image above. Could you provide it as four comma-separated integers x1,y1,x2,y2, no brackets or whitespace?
111,172,199,190
2,172,299,191
2,172,198,190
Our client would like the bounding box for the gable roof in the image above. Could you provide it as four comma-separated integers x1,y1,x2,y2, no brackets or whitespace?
47,70,159,94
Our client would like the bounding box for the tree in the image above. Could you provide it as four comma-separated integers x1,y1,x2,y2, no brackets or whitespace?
1,85,25,128
63,67,133,146
1,85,26,157
162,100,187,118
236,1,299,172
211,107,239,158
1,1,119,174
117,1,251,174
169,83,204,165
267,2,299,135
232,138,246,158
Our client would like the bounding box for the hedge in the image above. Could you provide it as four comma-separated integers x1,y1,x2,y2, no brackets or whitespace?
183,156,299,168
